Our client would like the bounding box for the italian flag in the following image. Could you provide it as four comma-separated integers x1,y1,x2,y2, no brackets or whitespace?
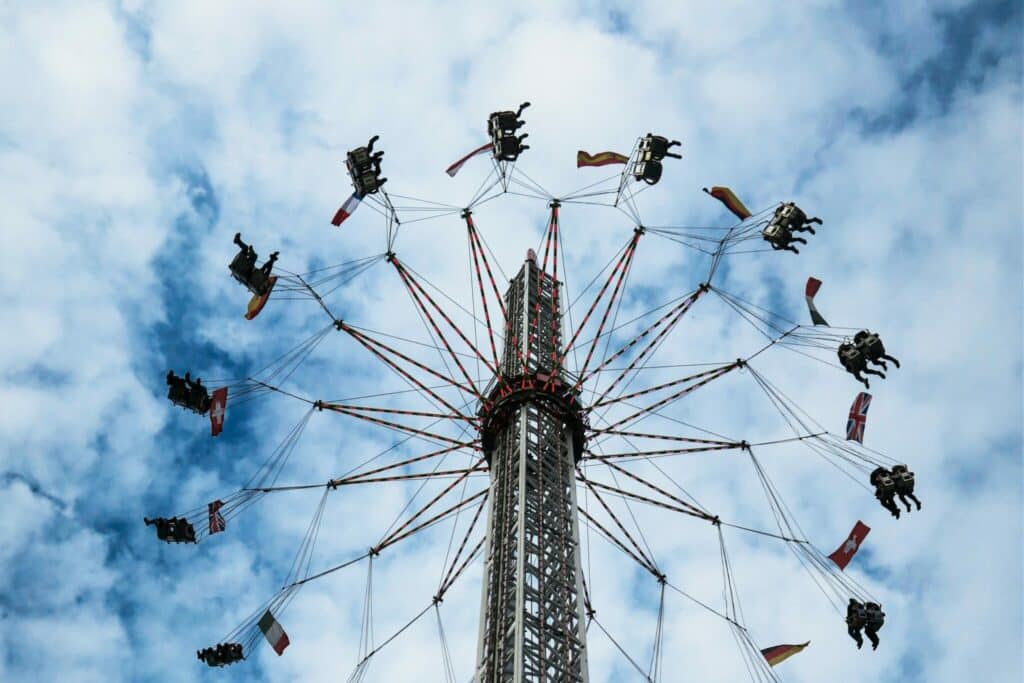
804,276,829,326
258,610,290,655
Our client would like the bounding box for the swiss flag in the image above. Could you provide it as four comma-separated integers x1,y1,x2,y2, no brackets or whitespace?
209,387,228,437
828,520,870,570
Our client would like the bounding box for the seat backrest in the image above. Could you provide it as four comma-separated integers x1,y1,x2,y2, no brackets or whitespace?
490,111,518,135
250,269,268,291
347,147,371,168
639,160,662,184
642,135,669,159
230,251,252,272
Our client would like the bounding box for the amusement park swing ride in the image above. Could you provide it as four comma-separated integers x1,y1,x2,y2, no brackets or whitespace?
152,101,918,681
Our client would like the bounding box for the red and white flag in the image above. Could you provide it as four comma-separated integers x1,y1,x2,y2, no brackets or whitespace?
208,500,226,534
828,521,870,570
258,610,290,655
209,387,228,436
804,276,829,326
445,143,491,177
331,192,363,226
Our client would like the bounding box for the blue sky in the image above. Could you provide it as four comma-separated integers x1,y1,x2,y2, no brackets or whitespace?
1,1,1021,682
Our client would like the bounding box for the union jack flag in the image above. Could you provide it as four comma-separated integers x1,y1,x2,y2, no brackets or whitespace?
208,500,226,534
846,392,872,443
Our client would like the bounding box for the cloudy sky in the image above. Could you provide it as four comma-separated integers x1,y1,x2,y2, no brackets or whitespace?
1,1,1021,682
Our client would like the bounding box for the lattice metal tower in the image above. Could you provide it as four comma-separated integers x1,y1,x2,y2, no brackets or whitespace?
475,248,590,682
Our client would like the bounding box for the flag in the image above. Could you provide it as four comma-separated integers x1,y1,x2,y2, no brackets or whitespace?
828,521,870,570
208,500,226,534
258,610,290,655
577,150,629,168
244,276,277,321
445,143,492,177
703,186,752,220
804,276,829,326
331,192,363,226
846,392,872,443
209,387,228,437
761,641,810,667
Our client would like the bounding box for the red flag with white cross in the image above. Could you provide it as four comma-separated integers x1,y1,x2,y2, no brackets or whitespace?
209,387,228,437
828,520,870,570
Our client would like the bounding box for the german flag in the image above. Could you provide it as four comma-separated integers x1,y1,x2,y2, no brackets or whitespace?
703,186,752,220
577,150,629,168
761,641,810,667
244,276,277,320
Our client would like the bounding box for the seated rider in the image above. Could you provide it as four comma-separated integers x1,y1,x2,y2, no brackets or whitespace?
166,371,188,404
864,602,885,650
492,131,529,161
489,102,530,136
231,233,258,280
641,134,682,161
186,376,210,414
762,221,806,254
259,251,280,279
347,136,387,195
890,464,921,511
231,233,278,295
854,330,900,370
634,158,663,185
838,342,885,389
199,646,224,667
171,517,197,543
199,642,243,666
870,467,901,519
776,202,822,234
633,134,681,185
489,104,531,162
846,598,867,649
144,516,174,542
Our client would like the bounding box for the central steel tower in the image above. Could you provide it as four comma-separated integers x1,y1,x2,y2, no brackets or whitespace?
475,249,590,683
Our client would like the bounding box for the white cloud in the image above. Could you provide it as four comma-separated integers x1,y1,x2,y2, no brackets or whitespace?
0,1,1020,682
